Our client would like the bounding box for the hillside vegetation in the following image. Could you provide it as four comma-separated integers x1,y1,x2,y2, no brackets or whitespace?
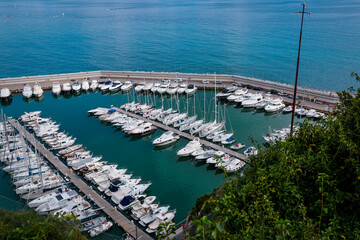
188,74,360,239
0,208,86,240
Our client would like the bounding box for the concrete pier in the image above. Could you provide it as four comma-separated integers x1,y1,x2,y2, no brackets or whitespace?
0,71,339,108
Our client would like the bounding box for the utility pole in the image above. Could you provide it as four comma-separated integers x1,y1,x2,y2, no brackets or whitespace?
290,2,310,135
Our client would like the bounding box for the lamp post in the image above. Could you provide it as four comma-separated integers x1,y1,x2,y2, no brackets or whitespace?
290,2,311,135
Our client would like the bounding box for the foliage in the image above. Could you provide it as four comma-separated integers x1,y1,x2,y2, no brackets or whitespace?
0,208,86,240
188,74,360,239
157,221,176,240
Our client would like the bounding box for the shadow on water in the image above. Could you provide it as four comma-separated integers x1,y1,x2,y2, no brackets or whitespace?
0,99,12,106
52,93,61,100
62,92,72,99
241,108,254,113
194,160,207,167
34,95,44,103
23,97,33,103
130,133,155,142
73,92,82,97
82,90,90,95
176,156,193,162
153,143,178,152
264,111,282,118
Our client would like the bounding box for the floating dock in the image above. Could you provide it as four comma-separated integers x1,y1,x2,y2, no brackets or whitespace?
115,108,248,162
8,119,153,240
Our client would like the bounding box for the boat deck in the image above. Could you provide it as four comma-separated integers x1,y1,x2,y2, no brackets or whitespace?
115,108,249,162
8,119,153,240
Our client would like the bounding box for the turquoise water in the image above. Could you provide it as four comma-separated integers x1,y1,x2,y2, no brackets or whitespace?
0,90,298,237
0,0,359,90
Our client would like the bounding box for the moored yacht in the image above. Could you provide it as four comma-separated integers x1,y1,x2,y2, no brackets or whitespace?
82,80,90,91
121,81,133,92
52,82,62,95
72,81,81,93
264,98,285,112
109,80,122,92
177,137,202,157
153,131,180,146
62,82,72,93
89,80,99,91
0,88,12,101
22,84,33,98
33,84,44,98
185,84,197,96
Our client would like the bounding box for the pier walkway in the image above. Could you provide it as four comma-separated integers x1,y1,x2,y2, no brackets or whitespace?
115,108,248,162
8,119,152,240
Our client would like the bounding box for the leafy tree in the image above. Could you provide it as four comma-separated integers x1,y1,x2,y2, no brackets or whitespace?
0,208,87,240
188,74,360,239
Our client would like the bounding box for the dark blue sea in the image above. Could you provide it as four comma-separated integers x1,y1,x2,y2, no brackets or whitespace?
0,0,359,91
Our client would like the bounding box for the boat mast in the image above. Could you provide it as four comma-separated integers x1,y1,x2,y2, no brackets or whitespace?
214,72,217,123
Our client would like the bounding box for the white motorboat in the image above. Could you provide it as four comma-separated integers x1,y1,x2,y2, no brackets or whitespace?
224,159,246,173
230,143,245,150
157,83,170,95
36,190,78,214
121,81,133,92
306,109,317,118
139,206,170,227
52,82,61,95
164,113,187,126
151,83,160,93
206,151,226,164
143,82,154,91
221,137,236,145
109,80,122,91
297,108,309,116
254,98,270,109
28,187,69,208
53,197,90,216
82,80,90,91
72,81,81,93
282,105,293,113
242,94,263,108
244,146,258,157
33,84,44,98
16,176,62,194
216,86,237,100
101,80,112,91
80,216,107,232
191,148,206,157
213,133,234,143
234,92,253,104
22,84,33,98
89,80,99,90
190,121,211,135
89,220,113,237
153,131,180,146
177,138,202,157
264,98,285,112
195,149,217,160
145,210,176,233
62,82,72,93
166,83,178,95
0,88,12,101
185,84,197,96
128,123,157,136
177,84,187,94
135,83,145,92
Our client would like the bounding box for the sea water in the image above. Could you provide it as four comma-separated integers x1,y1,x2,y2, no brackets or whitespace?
0,0,359,91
